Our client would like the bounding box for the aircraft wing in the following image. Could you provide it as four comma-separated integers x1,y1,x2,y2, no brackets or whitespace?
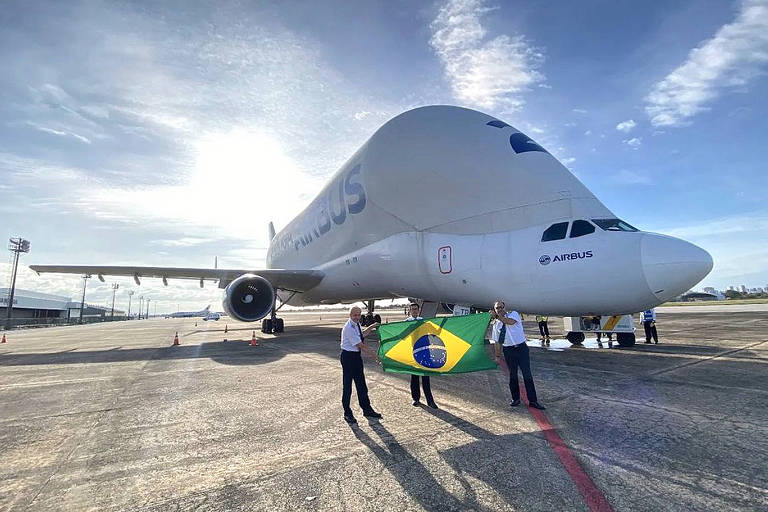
28,265,324,292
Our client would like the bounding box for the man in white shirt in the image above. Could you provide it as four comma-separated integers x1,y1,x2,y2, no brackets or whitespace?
340,306,382,424
406,302,437,409
490,301,545,410
641,308,659,344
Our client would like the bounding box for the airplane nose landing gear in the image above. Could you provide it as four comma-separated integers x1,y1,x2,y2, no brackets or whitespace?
360,300,381,326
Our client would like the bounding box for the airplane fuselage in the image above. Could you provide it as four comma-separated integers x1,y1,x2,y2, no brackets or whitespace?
267,106,711,315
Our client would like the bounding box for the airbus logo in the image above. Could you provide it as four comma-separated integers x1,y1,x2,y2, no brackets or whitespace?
539,251,593,265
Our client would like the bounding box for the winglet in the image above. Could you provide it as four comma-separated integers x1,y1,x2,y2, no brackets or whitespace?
268,222,276,241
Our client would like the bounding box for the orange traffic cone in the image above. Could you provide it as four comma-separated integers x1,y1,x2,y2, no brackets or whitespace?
250,331,259,346
224,324,228,333
1,334,5,343
173,332,180,346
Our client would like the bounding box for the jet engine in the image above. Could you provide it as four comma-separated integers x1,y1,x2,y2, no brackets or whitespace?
222,274,275,322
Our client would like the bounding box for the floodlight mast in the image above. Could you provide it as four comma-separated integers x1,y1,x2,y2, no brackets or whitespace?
4,237,30,330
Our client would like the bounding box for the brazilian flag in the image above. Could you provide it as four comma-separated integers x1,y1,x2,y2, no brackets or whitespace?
377,312,496,376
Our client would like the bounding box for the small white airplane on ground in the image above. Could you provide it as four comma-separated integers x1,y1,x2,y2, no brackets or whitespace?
165,305,211,319
31,105,712,346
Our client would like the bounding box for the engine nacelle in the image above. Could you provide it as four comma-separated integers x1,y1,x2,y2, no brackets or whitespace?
222,274,275,322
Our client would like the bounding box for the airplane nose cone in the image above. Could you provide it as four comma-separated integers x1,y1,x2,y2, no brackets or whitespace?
641,234,713,302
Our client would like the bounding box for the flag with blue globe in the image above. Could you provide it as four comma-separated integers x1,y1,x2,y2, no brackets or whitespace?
377,313,496,376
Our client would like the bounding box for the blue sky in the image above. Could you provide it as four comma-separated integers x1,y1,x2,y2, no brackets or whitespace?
1,0,767,312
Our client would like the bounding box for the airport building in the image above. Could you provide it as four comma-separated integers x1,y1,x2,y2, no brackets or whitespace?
1,288,124,328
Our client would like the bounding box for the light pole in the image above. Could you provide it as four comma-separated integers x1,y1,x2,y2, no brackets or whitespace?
146,298,150,319
79,274,91,325
138,296,144,320
127,290,134,319
4,237,30,330
110,283,119,320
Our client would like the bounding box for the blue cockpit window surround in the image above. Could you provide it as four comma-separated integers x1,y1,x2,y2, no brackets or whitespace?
570,220,596,238
592,218,639,232
541,222,569,242
509,132,549,154
487,120,510,129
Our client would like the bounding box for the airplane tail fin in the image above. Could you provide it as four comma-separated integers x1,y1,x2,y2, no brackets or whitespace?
268,222,276,242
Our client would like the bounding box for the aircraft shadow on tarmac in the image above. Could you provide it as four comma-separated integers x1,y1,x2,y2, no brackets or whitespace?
0,325,359,367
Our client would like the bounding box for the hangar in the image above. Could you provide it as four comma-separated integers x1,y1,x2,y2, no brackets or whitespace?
0,288,123,328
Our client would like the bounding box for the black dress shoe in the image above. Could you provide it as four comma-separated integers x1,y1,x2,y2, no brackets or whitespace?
529,402,546,410
412,400,421,407
344,413,357,424
510,399,521,407
363,410,382,419
427,401,439,409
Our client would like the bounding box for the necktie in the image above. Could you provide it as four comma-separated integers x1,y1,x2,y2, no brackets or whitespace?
499,322,506,344
357,323,364,342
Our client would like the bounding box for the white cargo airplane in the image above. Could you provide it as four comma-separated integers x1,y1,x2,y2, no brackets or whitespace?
166,304,211,319
31,105,712,345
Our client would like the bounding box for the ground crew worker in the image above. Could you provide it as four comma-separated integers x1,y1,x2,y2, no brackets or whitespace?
535,314,550,346
406,303,438,409
340,306,383,424
642,308,659,344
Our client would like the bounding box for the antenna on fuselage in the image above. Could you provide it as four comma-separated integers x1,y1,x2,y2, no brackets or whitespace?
268,221,276,241
215,256,218,269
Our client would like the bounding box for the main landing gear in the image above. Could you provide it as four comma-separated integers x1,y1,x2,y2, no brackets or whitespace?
261,291,295,334
360,299,381,327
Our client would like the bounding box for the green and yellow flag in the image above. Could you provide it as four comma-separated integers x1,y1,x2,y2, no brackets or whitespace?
377,312,496,376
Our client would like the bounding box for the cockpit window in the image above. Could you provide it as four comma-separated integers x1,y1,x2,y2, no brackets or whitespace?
487,119,510,129
541,222,569,242
592,218,638,232
509,132,549,154
570,220,595,238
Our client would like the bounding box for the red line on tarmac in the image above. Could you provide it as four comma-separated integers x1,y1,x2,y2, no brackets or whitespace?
498,356,614,512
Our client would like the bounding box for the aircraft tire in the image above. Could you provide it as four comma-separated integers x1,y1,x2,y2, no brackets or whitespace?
566,331,585,344
274,318,284,333
616,332,635,347
373,314,381,325
262,318,273,334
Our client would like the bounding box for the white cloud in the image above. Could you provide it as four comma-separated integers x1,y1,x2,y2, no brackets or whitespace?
561,157,576,165
429,0,545,110
616,119,637,133
612,169,651,184
354,111,372,120
645,0,768,127
152,238,217,248
572,108,588,114
623,137,642,149
26,122,92,144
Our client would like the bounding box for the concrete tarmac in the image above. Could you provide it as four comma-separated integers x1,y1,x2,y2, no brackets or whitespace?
1,310,767,511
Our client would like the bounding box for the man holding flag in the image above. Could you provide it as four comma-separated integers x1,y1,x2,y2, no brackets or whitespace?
491,301,546,410
340,306,383,424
